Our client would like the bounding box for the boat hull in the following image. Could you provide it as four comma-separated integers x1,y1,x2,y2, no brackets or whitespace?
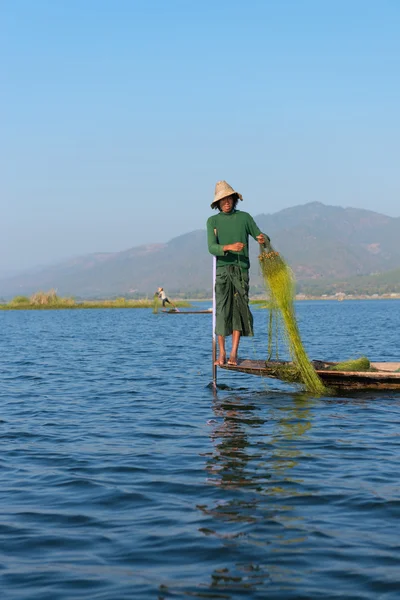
162,310,212,314
219,360,400,391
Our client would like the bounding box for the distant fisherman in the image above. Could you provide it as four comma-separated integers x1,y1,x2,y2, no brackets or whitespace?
157,287,178,311
207,181,270,366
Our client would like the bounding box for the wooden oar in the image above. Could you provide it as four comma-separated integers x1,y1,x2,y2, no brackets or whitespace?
212,254,217,388
212,228,217,389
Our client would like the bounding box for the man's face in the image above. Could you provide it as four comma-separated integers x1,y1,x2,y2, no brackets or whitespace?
219,195,235,213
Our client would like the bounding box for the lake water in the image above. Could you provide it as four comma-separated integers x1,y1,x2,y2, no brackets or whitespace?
1,300,400,599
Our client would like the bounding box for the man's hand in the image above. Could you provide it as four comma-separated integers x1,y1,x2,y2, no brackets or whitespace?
256,234,266,245
224,242,245,252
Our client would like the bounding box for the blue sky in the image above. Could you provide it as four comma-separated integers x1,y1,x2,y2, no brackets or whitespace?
2,0,399,273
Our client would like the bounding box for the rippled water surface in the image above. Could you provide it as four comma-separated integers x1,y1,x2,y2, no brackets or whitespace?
1,300,400,599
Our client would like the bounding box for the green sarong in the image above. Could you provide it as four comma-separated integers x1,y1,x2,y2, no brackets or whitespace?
215,265,253,337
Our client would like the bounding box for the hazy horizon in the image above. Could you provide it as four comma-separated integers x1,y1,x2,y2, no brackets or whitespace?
3,1,399,271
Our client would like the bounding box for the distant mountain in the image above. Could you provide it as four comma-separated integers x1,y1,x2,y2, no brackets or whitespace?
254,202,400,279
1,202,400,299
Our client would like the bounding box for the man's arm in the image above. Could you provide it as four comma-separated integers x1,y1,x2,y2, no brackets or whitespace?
206,217,226,256
247,214,270,246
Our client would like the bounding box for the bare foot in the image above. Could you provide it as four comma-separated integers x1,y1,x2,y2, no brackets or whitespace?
228,356,238,366
214,354,226,366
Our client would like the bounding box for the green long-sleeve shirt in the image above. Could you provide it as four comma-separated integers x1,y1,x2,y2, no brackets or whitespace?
207,209,268,271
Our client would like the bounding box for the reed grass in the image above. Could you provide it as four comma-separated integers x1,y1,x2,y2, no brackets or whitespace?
259,244,328,395
30,289,75,306
10,295,30,304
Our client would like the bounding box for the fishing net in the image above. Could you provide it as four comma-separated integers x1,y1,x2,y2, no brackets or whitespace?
259,241,328,395
328,357,374,371
152,294,159,314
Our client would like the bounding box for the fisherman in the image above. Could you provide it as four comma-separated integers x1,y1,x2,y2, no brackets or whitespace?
207,180,269,366
157,287,178,311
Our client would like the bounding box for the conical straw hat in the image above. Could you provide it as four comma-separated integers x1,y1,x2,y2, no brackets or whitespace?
211,180,243,208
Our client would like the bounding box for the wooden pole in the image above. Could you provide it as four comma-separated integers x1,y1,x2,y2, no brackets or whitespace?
212,255,217,388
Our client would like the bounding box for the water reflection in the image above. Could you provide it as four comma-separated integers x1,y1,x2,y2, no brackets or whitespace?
206,396,266,489
196,391,315,597
267,393,313,494
204,391,314,495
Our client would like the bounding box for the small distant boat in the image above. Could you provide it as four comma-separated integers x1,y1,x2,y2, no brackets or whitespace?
219,359,400,391
162,309,212,314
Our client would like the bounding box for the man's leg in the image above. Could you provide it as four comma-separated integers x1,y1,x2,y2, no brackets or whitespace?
228,330,241,365
215,335,226,366
166,298,178,310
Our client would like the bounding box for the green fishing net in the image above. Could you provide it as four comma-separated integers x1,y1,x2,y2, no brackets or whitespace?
259,241,327,395
328,357,374,371
152,294,159,314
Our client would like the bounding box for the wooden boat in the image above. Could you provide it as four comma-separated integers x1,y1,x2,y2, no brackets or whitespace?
219,359,400,391
162,309,212,314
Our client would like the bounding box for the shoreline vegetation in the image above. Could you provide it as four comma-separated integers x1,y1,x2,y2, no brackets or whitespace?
0,290,191,310
1,290,400,310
